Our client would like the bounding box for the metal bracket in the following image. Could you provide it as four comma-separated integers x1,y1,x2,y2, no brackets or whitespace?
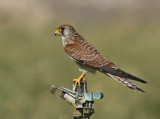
50,81,104,119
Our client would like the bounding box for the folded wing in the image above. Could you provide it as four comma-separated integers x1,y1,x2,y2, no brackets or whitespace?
64,40,146,92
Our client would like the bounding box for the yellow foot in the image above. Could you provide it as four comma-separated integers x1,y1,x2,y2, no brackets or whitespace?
73,73,86,88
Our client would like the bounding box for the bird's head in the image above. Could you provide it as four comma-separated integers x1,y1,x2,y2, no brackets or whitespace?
55,24,77,37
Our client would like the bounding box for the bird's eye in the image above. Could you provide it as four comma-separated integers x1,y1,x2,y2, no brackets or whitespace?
60,27,64,31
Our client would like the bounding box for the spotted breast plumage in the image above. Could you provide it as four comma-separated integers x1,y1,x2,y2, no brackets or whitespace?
54,24,147,92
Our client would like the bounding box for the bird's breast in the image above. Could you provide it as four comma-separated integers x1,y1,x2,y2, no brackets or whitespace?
61,36,67,47
61,36,74,47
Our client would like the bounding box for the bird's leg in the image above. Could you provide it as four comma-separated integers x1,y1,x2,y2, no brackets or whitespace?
73,73,86,88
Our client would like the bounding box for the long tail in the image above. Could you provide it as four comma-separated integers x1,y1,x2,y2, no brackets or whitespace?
107,73,145,92
100,65,147,84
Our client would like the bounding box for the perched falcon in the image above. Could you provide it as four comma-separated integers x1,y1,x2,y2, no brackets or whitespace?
54,24,147,92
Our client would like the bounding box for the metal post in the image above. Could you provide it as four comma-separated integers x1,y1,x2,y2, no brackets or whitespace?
73,108,83,119
50,79,103,119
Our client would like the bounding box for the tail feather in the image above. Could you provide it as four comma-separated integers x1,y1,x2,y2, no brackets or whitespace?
100,65,147,83
116,68,147,83
107,73,145,92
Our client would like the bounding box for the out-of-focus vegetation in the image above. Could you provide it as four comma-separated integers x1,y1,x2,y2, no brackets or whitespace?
0,0,160,119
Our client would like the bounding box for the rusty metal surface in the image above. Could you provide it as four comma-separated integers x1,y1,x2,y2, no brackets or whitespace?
51,81,104,119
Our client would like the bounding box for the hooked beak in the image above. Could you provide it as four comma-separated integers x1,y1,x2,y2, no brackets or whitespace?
54,29,61,36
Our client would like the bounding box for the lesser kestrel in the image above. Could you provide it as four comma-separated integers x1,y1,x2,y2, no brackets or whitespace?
55,24,147,92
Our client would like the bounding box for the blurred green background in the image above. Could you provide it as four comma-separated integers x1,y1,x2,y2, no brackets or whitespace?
0,0,160,119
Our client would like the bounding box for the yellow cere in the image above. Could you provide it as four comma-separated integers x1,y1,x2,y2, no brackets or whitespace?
55,29,60,34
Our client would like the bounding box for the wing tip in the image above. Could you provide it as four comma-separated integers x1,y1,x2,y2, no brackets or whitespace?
136,78,147,84
143,80,147,84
